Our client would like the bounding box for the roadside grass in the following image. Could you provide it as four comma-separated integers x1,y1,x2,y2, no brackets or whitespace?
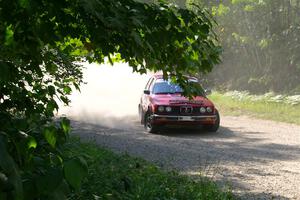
65,138,233,200
209,92,300,125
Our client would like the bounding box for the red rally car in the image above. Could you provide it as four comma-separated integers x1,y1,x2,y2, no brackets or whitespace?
138,74,220,133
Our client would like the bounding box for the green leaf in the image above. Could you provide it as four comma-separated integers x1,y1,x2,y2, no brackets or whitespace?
47,99,59,112
48,85,56,96
4,25,14,46
27,136,37,149
60,96,70,105
73,82,81,92
43,126,57,148
19,0,29,8
45,63,58,74
200,24,209,35
63,86,72,95
64,157,88,190
60,117,71,135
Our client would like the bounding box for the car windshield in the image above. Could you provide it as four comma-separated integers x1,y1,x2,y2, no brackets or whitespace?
152,79,205,96
153,80,183,94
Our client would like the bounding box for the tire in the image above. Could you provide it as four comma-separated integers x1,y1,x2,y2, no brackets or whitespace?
204,110,220,132
144,112,159,133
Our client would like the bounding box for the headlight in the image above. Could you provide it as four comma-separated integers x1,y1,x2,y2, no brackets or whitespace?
165,106,172,112
200,107,206,113
158,106,164,112
206,107,213,113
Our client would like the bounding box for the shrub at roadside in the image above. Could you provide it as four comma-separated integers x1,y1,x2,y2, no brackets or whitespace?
210,91,300,125
222,91,300,106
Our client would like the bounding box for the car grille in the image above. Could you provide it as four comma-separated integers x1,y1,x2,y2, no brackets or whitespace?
180,106,193,114
156,106,212,116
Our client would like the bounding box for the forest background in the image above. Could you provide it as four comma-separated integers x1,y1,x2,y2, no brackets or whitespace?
148,0,300,94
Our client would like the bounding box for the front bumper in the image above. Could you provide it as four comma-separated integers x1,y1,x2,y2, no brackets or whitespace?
151,114,217,126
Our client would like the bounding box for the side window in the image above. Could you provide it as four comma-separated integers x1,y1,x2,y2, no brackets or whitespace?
145,78,155,91
148,78,156,92
144,78,152,90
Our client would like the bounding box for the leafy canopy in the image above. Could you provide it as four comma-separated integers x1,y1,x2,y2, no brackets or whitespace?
0,0,220,199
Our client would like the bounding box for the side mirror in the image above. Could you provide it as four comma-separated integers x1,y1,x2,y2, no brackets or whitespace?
144,90,150,95
204,89,212,96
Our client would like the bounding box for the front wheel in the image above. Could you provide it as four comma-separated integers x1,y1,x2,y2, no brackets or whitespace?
204,110,220,132
144,112,159,133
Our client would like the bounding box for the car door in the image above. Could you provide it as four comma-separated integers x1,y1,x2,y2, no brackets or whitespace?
141,77,154,113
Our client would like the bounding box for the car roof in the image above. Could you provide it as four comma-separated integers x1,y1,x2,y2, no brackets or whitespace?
152,73,198,82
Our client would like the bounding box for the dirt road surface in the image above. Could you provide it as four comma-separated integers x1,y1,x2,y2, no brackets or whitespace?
60,64,300,199
71,115,300,200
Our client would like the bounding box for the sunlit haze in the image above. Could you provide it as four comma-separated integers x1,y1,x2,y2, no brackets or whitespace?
58,63,151,128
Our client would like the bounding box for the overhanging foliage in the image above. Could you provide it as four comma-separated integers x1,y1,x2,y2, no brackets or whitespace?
0,0,220,199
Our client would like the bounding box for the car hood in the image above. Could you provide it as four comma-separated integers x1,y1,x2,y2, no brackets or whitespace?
150,94,214,106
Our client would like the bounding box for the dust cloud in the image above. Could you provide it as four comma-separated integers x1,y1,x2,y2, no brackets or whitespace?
58,62,151,129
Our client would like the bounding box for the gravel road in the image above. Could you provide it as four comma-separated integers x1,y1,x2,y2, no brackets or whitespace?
71,115,300,199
